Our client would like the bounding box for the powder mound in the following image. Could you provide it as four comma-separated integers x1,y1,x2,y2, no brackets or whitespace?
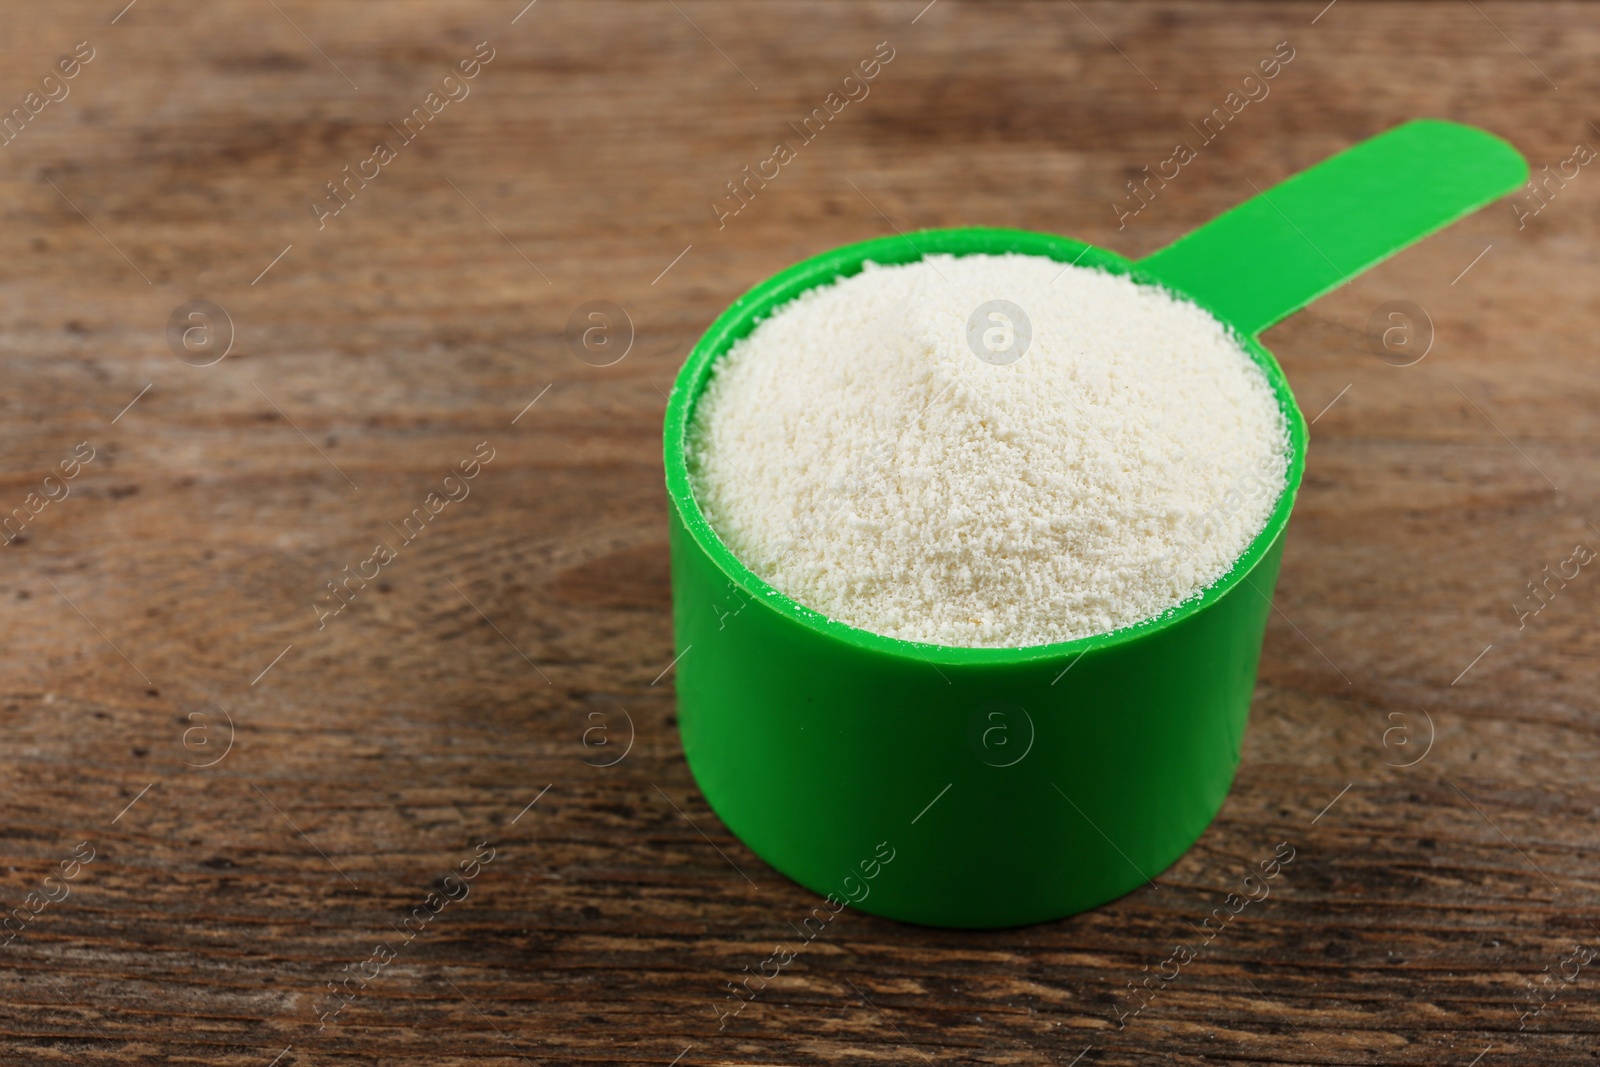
689,253,1290,649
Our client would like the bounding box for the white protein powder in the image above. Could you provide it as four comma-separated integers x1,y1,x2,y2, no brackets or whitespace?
688,253,1290,648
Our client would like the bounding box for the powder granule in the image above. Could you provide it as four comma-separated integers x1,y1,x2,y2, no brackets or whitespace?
689,253,1290,649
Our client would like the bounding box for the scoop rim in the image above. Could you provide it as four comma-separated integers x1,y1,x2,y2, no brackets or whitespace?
662,226,1310,667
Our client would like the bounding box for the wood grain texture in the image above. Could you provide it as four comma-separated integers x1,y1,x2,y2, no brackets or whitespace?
1,1,1597,1064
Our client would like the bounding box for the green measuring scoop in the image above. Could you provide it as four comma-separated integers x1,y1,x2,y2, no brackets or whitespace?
662,119,1526,928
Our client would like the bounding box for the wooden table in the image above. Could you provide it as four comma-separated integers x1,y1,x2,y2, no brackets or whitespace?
3,2,1595,1063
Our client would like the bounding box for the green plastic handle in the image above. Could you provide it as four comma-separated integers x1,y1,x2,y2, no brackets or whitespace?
1139,119,1529,337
